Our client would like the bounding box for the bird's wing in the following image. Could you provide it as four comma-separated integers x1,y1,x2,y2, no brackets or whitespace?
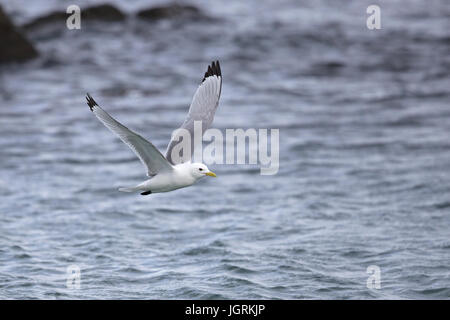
165,60,222,165
86,94,173,176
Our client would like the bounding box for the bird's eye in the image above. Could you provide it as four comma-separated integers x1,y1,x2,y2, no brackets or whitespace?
199,168,203,171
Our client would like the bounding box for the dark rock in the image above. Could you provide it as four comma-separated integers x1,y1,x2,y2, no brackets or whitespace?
22,11,67,31
0,5,38,64
137,4,208,21
82,4,126,21
22,4,125,30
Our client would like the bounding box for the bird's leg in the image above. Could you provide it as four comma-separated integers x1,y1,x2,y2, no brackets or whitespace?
140,190,152,196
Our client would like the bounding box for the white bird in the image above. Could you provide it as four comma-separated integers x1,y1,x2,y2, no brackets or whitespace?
86,61,222,195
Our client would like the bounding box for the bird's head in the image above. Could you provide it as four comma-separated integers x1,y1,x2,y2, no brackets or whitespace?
190,163,216,179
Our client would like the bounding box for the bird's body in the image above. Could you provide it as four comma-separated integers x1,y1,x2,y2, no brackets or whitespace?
86,61,221,195
119,162,208,194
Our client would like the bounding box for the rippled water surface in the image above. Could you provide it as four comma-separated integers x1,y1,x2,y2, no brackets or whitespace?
0,0,449,299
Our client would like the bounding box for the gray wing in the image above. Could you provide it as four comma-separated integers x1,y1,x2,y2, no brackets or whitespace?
86,94,173,176
165,61,222,165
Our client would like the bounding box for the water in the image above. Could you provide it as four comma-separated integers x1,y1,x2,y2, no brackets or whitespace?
0,0,449,299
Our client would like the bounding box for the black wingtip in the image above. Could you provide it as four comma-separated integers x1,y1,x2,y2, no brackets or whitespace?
202,60,221,82
86,93,98,111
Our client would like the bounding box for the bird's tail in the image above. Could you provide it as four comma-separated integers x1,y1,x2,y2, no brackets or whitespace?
118,185,141,193
119,180,148,193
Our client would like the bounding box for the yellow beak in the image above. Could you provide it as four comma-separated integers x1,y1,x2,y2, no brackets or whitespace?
205,171,217,177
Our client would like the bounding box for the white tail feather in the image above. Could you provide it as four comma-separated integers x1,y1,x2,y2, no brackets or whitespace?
118,186,140,192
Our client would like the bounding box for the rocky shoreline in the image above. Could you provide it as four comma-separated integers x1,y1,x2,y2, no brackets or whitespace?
0,5,38,63
1,3,210,65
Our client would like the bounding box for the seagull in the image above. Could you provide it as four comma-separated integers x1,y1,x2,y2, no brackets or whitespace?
86,61,222,195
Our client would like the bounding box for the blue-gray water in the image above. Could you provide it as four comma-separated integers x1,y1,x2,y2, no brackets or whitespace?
0,0,449,299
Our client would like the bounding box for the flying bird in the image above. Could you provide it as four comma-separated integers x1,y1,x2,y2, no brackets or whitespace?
86,61,222,195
